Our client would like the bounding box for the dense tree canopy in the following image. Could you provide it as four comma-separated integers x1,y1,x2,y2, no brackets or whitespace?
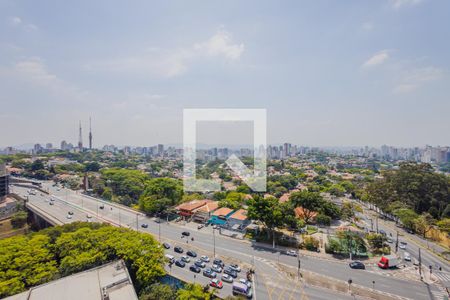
365,163,449,219
0,222,165,298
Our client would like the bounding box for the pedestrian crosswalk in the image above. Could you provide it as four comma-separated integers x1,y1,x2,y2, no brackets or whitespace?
435,271,450,284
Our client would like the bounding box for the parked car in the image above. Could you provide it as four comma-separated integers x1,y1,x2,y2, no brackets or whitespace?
195,260,206,268
239,278,252,288
181,255,190,263
229,264,241,272
221,274,234,283
164,254,175,264
187,250,197,257
349,261,365,269
203,268,217,278
379,229,386,236
190,265,201,273
211,264,223,273
224,267,238,278
200,255,210,262
174,246,184,253
198,224,204,230
213,258,224,267
182,231,190,237
210,278,223,289
163,242,171,249
387,237,393,243
66,214,72,219
403,252,411,261
141,223,148,228
99,205,104,209
286,250,297,257
175,259,186,268
86,214,92,219
68,211,74,215
49,202,54,205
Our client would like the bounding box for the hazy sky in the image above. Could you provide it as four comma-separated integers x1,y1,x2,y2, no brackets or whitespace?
0,0,449,148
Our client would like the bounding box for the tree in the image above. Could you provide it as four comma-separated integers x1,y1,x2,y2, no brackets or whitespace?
218,192,245,210
316,213,331,226
436,218,450,234
366,233,389,254
247,195,285,241
10,211,28,228
303,236,319,251
289,191,323,224
140,283,176,300
394,208,418,230
414,213,435,238
176,283,214,300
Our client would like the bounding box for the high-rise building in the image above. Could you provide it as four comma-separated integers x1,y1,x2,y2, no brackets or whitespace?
46,143,53,149
0,164,9,200
61,140,68,151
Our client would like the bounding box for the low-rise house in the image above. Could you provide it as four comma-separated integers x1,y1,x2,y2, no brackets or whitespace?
227,209,251,229
208,207,235,225
192,200,219,223
175,199,211,219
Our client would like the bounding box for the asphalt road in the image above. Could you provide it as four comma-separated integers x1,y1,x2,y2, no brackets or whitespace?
13,184,441,300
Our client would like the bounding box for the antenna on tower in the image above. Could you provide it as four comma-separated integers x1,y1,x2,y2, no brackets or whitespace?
78,121,83,149
89,117,93,150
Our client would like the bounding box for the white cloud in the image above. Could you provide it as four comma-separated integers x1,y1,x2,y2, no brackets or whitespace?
390,0,423,9
394,66,443,93
194,29,244,60
7,16,38,31
362,50,390,68
86,29,244,78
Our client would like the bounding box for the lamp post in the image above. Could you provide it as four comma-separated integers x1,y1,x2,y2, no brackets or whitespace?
213,227,216,258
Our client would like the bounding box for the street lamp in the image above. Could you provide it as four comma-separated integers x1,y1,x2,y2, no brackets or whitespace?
213,227,216,258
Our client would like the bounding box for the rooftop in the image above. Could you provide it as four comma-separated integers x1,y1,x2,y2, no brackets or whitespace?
212,207,234,217
4,260,138,300
229,209,248,221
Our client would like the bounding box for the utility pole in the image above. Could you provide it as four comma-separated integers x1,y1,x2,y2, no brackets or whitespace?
136,213,138,231
213,227,216,258
395,231,399,253
370,218,373,231
158,215,161,241
297,250,301,279
419,248,422,281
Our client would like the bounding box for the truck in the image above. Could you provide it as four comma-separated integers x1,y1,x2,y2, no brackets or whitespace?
232,281,252,299
378,254,400,269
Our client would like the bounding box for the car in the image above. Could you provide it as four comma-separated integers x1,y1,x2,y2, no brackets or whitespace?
403,252,411,261
141,223,148,228
50,198,55,202
387,237,393,243
165,254,175,264
174,246,184,253
175,259,186,268
181,255,190,263
399,242,407,250
182,231,190,237
221,274,233,283
86,214,92,219
195,260,206,268
99,205,104,209
49,202,54,205
229,264,241,272
210,278,223,289
213,258,224,267
68,211,74,215
57,188,61,191
211,264,223,273
406,228,414,234
224,267,238,278
239,278,252,288
66,214,72,219
213,225,219,230
286,250,298,257
187,250,197,257
197,224,204,230
203,268,217,278
190,265,201,273
163,242,171,249
200,255,210,262
349,261,365,269
379,229,386,236
154,218,161,223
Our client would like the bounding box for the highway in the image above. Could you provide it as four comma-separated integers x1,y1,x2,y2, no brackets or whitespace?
12,183,443,300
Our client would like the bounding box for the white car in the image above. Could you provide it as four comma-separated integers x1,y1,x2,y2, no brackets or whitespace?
403,252,411,261
200,255,210,262
399,242,407,250
66,214,72,219
286,250,298,257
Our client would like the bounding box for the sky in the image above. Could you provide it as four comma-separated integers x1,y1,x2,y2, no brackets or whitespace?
0,0,449,148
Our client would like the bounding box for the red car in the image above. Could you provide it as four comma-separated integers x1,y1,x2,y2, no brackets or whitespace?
210,279,223,289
